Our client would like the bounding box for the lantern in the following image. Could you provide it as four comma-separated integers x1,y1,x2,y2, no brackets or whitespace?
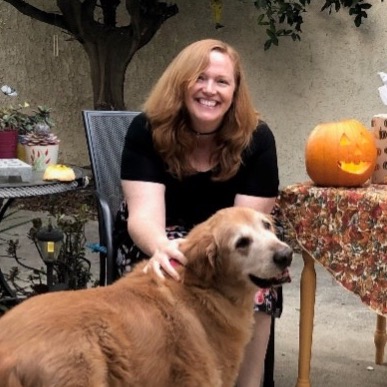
36,224,63,288
305,119,377,187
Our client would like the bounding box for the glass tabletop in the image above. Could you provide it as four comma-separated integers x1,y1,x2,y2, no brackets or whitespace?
0,167,89,199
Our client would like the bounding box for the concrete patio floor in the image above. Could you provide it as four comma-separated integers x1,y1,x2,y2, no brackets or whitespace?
0,209,386,387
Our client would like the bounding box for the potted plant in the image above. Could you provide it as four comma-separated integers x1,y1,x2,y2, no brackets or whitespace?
0,104,57,163
0,85,19,159
1,85,58,162
23,107,60,171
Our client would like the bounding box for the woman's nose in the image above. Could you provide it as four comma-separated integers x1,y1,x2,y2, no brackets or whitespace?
203,80,216,94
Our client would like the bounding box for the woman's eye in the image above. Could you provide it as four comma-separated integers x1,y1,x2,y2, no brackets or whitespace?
218,79,228,85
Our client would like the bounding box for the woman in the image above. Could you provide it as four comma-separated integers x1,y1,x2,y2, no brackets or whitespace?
116,38,281,387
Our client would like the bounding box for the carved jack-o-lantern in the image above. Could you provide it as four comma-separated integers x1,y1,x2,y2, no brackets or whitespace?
305,119,377,187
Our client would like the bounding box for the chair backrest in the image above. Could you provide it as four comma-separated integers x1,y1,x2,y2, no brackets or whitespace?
82,110,140,217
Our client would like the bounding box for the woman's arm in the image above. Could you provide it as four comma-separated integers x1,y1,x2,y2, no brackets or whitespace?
234,194,276,214
122,180,166,255
122,179,186,280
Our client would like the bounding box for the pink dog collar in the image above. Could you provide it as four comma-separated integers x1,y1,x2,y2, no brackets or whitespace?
169,258,182,268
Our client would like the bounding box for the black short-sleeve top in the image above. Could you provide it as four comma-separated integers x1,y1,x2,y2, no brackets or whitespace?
121,113,279,229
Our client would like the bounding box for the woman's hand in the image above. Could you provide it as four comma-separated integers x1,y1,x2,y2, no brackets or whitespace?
143,238,187,281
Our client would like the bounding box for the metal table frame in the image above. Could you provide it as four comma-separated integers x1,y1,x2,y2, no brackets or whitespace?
0,171,88,300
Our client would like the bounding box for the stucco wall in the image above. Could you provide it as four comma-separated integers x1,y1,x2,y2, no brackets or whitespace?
1,1,387,187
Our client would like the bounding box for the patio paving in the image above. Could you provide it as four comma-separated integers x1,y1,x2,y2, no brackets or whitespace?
0,209,386,386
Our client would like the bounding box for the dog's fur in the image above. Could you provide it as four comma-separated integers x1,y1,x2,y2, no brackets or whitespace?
0,207,292,387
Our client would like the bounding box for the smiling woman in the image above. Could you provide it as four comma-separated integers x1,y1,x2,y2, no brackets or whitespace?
117,39,281,386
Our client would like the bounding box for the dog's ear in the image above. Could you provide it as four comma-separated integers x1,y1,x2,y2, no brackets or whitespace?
205,237,217,269
181,227,219,286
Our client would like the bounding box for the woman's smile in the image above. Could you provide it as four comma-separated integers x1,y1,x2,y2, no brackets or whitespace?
185,50,236,134
196,98,218,108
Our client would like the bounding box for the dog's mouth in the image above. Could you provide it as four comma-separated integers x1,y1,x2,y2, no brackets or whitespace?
249,268,291,288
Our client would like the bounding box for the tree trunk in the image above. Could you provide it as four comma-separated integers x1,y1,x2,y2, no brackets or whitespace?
83,37,137,110
3,0,179,111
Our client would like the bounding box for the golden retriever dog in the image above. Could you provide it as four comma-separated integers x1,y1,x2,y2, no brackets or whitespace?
0,207,292,387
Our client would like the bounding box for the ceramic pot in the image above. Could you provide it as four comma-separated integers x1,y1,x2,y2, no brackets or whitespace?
0,129,18,159
24,144,59,171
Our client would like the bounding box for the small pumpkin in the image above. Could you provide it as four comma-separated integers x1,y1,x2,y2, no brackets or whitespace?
305,119,377,187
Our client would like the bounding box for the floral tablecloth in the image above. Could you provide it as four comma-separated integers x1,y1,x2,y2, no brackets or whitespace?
278,182,387,316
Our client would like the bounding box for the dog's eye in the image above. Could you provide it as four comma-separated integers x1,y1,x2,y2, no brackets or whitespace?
235,236,252,249
262,220,272,230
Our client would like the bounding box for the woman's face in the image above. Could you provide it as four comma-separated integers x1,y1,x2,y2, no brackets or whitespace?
184,50,236,133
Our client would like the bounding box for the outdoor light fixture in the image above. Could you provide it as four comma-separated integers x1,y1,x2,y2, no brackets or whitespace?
36,224,64,289
36,224,63,262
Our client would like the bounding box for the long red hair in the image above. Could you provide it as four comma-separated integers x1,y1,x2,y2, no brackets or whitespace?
143,39,259,181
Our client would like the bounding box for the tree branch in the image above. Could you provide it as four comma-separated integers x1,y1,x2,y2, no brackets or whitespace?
125,0,178,48
82,0,98,21
101,0,120,27
254,0,381,50
3,0,67,30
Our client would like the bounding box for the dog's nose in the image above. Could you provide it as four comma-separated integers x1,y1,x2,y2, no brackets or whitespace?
273,246,293,269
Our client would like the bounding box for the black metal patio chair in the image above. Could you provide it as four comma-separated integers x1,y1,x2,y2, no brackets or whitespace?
82,109,279,387
83,110,140,286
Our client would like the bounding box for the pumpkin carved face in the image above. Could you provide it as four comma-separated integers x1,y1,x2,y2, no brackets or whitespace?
305,119,377,187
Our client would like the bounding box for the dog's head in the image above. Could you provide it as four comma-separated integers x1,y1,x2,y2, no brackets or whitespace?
180,207,292,295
